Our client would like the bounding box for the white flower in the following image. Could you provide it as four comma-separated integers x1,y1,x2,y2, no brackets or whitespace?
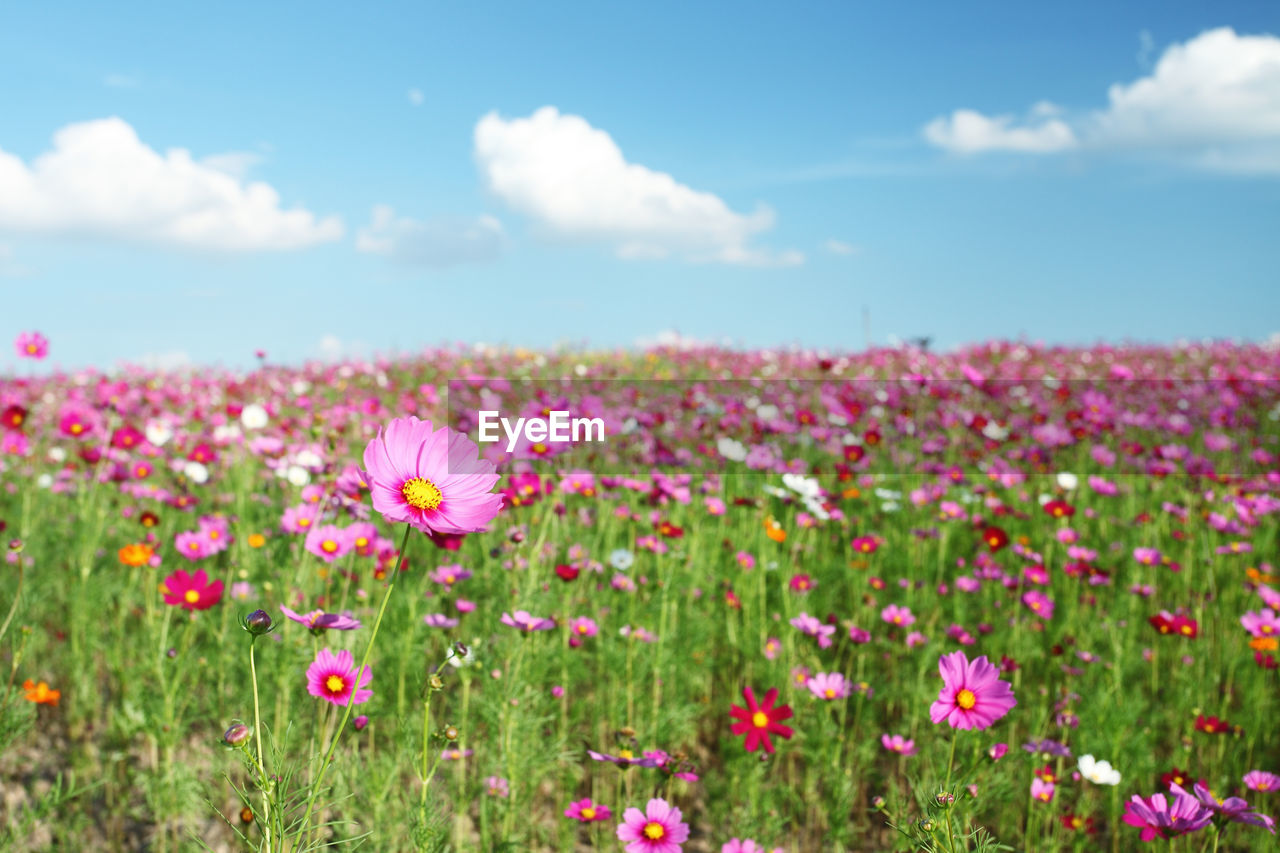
755,404,779,421
48,447,66,462
608,549,634,571
146,421,173,447
295,449,324,470
183,461,209,484
1056,472,1079,491
213,424,242,444
1078,754,1121,786
241,403,269,430
36,473,54,489
286,465,311,487
782,473,821,499
981,422,1009,441
717,437,747,462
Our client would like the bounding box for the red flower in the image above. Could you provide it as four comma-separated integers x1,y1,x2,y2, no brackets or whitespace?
982,526,1009,552
554,563,580,582
1194,714,1230,735
1,405,26,431
1061,814,1096,834
1042,500,1074,518
729,686,794,754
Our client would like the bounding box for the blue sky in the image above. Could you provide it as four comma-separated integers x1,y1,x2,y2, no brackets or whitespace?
1,1,1278,371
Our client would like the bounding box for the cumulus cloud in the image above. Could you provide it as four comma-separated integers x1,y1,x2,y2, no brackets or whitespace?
0,117,344,250
924,27,1280,173
474,106,803,266
356,205,505,267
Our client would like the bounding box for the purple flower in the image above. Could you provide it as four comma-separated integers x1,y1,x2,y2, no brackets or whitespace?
280,605,361,632
500,610,555,631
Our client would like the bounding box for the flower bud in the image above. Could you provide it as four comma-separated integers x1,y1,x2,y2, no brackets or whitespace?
223,723,252,747
354,715,369,731
871,796,885,810
7,538,23,553
243,609,274,635
443,725,459,741
429,674,444,690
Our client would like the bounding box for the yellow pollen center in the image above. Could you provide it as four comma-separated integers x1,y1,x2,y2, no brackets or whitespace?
184,590,200,603
325,675,345,693
824,688,836,698
322,541,337,553
618,749,633,760
356,537,368,548
402,477,443,511
299,518,311,528
752,711,770,728
643,822,665,840
70,423,83,434
26,343,37,353
956,689,977,710
581,807,595,819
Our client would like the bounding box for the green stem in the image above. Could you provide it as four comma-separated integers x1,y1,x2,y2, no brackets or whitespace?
292,523,413,850
249,639,273,852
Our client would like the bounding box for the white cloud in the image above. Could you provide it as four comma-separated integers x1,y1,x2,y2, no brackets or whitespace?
924,28,1280,173
356,205,505,267
823,239,860,256
0,117,344,250
924,109,1077,153
200,150,264,179
408,88,424,106
317,334,367,362
473,106,803,266
129,350,192,371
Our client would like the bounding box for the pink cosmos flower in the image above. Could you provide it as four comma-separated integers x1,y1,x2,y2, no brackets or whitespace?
564,798,612,823
280,605,361,631
1031,779,1055,803
881,604,915,627
14,331,48,359
174,530,210,561
881,734,916,755
616,797,690,853
305,523,351,563
569,617,599,644
361,416,502,535
161,568,223,610
929,651,1017,730
1241,609,1279,639
806,672,852,700
1122,790,1213,840
1021,590,1055,620
1244,770,1280,793
501,610,554,631
305,648,372,707
721,841,769,853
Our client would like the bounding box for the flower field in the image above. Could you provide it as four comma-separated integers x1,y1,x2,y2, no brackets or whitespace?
1,339,1279,852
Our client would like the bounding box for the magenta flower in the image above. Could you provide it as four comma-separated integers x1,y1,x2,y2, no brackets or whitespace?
1175,783,1276,833
789,612,835,648
929,651,1016,730
881,734,916,755
616,797,690,853
501,610,554,631
569,616,599,644
174,530,210,561
881,604,916,627
161,568,223,611
1122,790,1213,841
485,776,510,798
1245,770,1280,793
1241,609,1280,639
564,798,612,823
281,605,361,632
14,331,48,360
1031,779,1055,803
1021,590,1055,620
721,841,769,853
305,648,372,707
361,416,502,535
1133,547,1162,566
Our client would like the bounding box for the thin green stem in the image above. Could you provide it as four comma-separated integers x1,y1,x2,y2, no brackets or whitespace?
292,523,413,850
249,639,272,852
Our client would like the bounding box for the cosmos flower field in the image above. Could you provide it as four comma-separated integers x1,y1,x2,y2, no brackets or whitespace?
1,339,1279,852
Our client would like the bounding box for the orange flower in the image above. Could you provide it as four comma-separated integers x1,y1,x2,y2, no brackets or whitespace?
1250,636,1279,652
764,517,787,543
23,679,60,706
247,533,266,549
842,486,861,500
118,543,155,567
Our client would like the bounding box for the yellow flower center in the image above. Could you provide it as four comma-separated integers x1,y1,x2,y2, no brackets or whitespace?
70,423,83,435
532,442,548,454
643,822,665,840
25,343,37,354
824,688,836,699
618,749,633,760
299,518,311,528
752,711,770,728
956,689,976,710
322,540,338,553
184,589,200,604
581,807,596,820
325,675,345,693
402,477,443,511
